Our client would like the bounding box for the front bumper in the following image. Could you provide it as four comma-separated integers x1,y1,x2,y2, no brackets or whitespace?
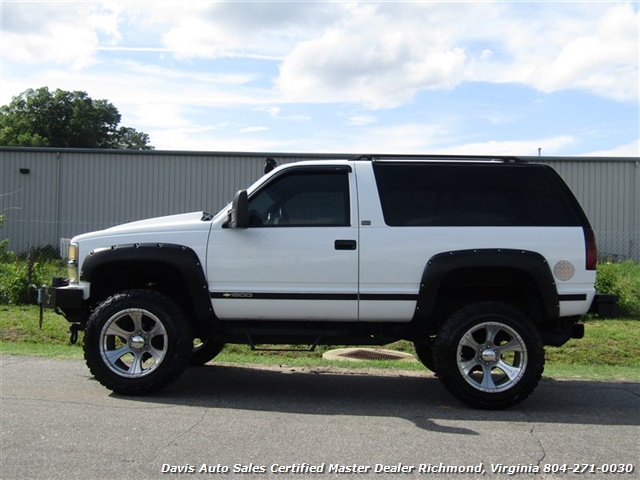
39,286,84,310
38,278,87,343
38,277,84,312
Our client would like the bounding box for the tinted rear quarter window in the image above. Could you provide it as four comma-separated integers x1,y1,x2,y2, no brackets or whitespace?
373,163,584,227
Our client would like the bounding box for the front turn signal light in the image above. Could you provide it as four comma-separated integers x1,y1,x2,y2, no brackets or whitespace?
67,243,79,284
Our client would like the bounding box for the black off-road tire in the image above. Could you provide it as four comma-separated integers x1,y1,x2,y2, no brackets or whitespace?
433,302,545,409
413,338,436,372
84,290,193,396
191,337,225,366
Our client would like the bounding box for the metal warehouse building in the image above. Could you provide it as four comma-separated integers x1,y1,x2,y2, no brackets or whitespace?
1,147,638,261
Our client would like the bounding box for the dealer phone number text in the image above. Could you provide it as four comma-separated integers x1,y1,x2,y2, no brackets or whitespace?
544,464,634,474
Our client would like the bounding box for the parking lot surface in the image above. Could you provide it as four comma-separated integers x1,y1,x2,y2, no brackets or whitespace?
1,355,638,479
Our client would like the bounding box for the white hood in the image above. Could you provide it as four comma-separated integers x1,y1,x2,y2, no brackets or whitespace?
73,211,212,242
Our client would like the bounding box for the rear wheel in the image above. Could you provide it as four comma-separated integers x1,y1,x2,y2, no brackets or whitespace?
84,290,193,395
433,302,544,409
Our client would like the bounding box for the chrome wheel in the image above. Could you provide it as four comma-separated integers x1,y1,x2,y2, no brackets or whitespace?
84,290,193,395
456,321,527,393
433,302,544,409
100,308,168,377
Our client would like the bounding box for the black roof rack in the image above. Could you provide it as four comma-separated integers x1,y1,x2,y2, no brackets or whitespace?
349,154,527,164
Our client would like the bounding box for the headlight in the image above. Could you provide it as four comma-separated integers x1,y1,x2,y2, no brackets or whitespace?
67,243,79,284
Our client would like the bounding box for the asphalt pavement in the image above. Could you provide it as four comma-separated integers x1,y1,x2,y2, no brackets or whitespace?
1,355,639,480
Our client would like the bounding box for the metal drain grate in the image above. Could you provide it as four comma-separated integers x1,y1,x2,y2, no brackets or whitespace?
338,349,406,361
322,347,417,362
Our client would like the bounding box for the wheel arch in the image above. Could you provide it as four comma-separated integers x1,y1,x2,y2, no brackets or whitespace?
412,249,558,332
80,243,214,331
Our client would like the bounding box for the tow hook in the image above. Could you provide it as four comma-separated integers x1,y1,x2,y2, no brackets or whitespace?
69,324,81,345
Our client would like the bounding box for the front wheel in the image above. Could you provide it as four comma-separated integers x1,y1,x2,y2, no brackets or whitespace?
433,302,545,409
413,338,436,372
84,290,193,395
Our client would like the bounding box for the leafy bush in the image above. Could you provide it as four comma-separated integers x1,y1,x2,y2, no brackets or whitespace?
2,258,66,305
0,261,32,304
0,258,59,304
596,261,640,317
0,216,65,304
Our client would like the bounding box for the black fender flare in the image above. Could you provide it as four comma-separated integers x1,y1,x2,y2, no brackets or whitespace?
80,243,214,324
413,248,559,321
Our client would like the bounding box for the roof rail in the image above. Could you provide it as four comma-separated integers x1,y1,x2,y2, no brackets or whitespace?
349,154,527,164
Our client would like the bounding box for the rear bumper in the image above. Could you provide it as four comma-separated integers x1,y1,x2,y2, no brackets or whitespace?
588,293,619,318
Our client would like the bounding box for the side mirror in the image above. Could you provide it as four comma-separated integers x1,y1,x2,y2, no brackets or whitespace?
227,190,249,229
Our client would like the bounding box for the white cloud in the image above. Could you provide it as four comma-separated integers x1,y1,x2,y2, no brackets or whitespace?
1,2,635,156
327,123,577,156
278,35,466,108
1,2,121,68
274,2,639,106
438,136,578,157
584,139,640,157
345,116,376,127
310,123,451,155
276,3,472,109
526,3,639,102
152,125,296,153
7,1,634,105
151,1,334,59
256,106,310,122
240,126,269,134
0,64,275,147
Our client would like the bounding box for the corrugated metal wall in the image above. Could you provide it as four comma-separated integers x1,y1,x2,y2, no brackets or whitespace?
0,148,340,255
1,149,60,252
530,156,639,261
1,147,638,261
57,151,266,235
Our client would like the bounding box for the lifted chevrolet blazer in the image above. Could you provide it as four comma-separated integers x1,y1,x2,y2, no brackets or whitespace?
41,154,600,409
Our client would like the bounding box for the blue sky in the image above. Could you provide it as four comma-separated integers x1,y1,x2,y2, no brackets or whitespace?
1,1,638,156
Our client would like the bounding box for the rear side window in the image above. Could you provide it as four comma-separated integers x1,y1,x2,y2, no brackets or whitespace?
373,163,584,227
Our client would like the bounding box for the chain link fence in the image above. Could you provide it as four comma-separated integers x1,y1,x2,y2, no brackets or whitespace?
2,212,638,263
596,231,639,263
2,149,639,306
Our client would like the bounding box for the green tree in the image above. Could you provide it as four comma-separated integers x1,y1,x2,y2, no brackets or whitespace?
0,87,153,150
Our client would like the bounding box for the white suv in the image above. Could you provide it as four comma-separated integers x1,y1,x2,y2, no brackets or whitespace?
41,155,600,409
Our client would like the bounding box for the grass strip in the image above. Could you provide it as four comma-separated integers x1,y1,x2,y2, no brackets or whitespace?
2,305,638,381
